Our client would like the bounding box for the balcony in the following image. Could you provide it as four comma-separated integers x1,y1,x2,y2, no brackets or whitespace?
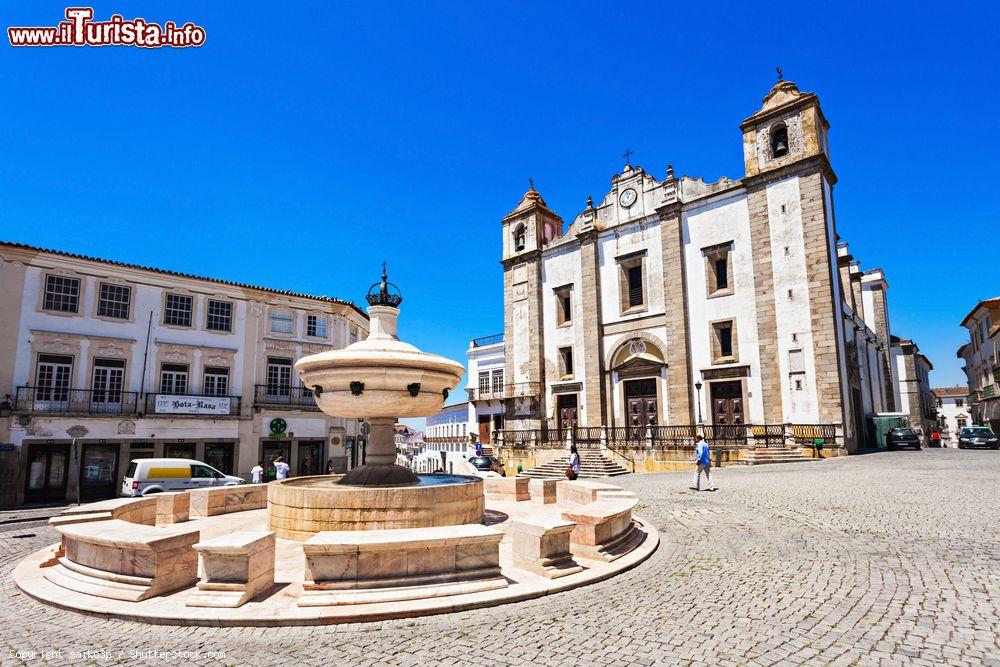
143,392,241,417
15,386,140,416
471,333,503,348
471,382,539,401
253,384,320,410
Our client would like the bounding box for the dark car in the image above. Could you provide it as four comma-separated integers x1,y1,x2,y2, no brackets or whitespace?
886,427,921,450
468,455,504,475
957,427,999,449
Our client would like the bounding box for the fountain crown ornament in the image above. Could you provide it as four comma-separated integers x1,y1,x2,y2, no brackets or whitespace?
366,262,403,308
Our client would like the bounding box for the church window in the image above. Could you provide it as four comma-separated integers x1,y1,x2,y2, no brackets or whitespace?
628,267,643,307
703,242,733,297
711,320,738,363
513,225,526,252
559,347,574,378
616,251,647,315
770,122,789,158
555,286,572,326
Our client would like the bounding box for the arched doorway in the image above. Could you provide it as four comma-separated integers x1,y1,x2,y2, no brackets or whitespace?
610,338,666,433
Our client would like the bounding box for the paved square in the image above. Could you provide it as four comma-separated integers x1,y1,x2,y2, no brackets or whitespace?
2,449,999,665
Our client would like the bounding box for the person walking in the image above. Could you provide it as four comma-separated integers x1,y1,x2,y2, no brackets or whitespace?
250,461,264,484
326,459,335,474
566,444,581,481
273,456,290,480
690,434,716,491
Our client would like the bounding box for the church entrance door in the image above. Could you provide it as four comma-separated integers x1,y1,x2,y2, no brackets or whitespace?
624,379,657,437
556,394,578,434
710,381,744,425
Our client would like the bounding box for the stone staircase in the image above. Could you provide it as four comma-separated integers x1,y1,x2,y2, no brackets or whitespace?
742,446,814,466
520,451,630,479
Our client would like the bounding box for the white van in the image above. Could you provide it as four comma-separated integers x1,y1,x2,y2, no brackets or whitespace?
121,458,245,497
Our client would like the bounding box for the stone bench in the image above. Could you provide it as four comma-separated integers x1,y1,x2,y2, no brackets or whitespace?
556,480,631,507
528,479,557,505
187,531,275,608
511,517,582,579
299,523,507,606
49,512,113,528
188,484,267,518
45,519,199,601
59,496,158,526
155,492,190,525
561,498,642,562
484,476,530,502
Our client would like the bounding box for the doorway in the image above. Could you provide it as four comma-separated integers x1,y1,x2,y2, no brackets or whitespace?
165,442,196,460
24,443,70,503
79,443,119,500
710,381,745,447
710,381,744,425
624,379,658,433
262,440,290,481
478,416,491,444
297,440,324,476
556,394,578,432
204,442,234,475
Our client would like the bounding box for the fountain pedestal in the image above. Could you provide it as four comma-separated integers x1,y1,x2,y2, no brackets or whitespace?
338,417,418,486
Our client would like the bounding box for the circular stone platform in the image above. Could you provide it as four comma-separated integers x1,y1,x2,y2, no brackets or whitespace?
267,474,486,540
14,504,658,626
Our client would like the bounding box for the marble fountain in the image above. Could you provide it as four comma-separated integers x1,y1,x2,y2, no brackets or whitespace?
14,269,658,625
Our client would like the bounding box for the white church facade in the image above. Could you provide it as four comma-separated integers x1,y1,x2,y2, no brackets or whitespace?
497,78,898,453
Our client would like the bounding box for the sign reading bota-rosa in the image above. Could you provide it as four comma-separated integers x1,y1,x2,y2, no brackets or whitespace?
154,395,230,415
8,7,206,48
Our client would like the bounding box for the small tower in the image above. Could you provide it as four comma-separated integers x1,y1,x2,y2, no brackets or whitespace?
501,182,563,261
740,77,831,178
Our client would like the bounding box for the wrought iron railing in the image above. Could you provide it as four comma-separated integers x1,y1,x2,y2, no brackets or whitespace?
495,423,841,451
789,424,838,445
253,384,320,409
14,386,140,415
472,382,540,400
471,333,504,348
143,392,242,416
495,429,539,449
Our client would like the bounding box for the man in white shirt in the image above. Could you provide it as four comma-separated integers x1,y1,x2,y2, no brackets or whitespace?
274,456,290,480
250,462,264,484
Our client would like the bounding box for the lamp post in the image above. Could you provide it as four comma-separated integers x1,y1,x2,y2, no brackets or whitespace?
694,381,704,426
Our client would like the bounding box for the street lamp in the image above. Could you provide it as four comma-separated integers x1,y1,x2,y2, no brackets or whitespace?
694,381,703,426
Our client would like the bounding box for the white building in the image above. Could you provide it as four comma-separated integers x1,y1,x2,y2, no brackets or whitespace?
958,297,999,432
466,333,505,445
0,242,368,505
934,386,971,447
418,402,471,473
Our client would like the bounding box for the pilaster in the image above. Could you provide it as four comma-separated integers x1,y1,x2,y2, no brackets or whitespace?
656,201,694,423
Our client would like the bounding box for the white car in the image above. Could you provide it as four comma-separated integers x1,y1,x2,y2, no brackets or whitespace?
121,458,245,497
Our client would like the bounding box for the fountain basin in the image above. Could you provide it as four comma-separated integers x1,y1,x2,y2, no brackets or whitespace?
266,474,485,540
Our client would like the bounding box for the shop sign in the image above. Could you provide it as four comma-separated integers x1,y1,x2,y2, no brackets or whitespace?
154,395,231,415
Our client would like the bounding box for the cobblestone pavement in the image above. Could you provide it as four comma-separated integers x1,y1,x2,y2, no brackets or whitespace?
2,449,1000,666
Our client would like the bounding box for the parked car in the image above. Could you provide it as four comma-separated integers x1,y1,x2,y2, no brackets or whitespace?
121,458,245,497
886,427,921,450
468,455,505,476
957,427,999,449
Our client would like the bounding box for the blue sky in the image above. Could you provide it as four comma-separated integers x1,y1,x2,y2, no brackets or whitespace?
2,2,997,426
